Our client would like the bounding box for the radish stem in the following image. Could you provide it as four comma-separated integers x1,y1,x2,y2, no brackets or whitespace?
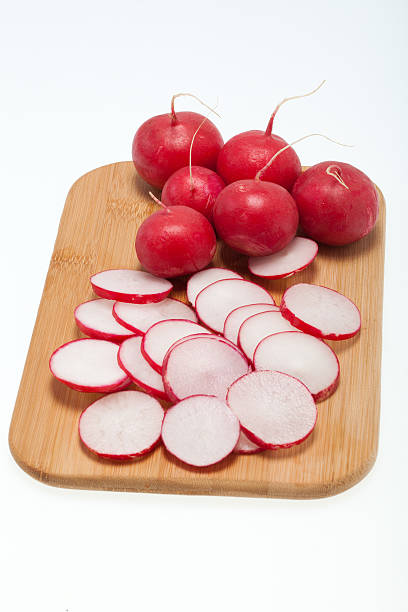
265,80,326,136
326,164,350,190
149,191,171,213
170,92,221,125
189,117,208,191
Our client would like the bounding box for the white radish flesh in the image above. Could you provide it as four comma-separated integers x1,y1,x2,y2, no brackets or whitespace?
118,336,167,400
238,310,299,361
79,390,164,459
74,298,135,342
187,267,243,305
161,395,240,467
113,298,197,335
223,303,279,344
227,370,317,449
234,431,264,455
91,269,173,304
248,237,318,279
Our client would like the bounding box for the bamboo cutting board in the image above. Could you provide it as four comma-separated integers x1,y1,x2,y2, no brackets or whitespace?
9,162,385,498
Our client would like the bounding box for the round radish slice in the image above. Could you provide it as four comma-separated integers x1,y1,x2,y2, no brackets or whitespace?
280,283,361,340
74,298,135,342
113,298,197,334
91,269,173,304
142,319,212,373
227,371,317,449
234,431,264,455
254,331,339,401
49,338,129,392
223,303,279,344
248,237,318,279
162,335,250,402
238,310,299,361
196,279,275,333
187,267,243,305
118,336,167,400
161,395,240,467
79,390,164,460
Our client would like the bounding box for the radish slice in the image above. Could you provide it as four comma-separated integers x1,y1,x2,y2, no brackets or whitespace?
281,283,361,340
74,299,135,342
161,395,240,467
223,303,279,344
162,335,250,402
196,279,275,333
253,331,339,401
113,298,197,335
187,267,243,305
238,310,298,361
142,319,212,373
248,237,318,279
227,371,317,449
234,431,264,455
118,336,167,400
79,390,164,460
49,338,129,392
90,269,172,304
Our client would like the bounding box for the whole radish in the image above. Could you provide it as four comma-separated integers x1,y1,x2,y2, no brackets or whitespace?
135,193,216,278
132,93,224,189
292,161,379,245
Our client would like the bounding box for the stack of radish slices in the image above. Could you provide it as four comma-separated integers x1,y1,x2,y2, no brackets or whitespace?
50,265,361,467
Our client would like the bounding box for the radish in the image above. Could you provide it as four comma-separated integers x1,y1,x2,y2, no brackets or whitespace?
74,298,135,342
227,370,317,449
135,194,216,278
253,331,339,401
195,278,275,333
90,269,172,304
132,93,223,188
113,298,197,335
161,395,240,467
223,303,279,344
162,334,250,402
238,310,299,362
49,338,130,393
280,283,361,340
187,267,243,306
141,319,212,372
118,336,168,400
248,237,318,279
233,431,264,455
79,390,164,460
292,161,379,245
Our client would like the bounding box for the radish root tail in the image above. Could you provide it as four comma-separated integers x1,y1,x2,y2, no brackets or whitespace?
326,165,350,190
149,191,171,213
170,93,221,124
189,117,208,191
265,80,326,136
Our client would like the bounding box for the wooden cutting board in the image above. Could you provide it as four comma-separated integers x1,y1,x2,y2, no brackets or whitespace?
9,162,385,498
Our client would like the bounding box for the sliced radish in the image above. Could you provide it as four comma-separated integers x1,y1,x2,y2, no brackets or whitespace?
74,298,135,342
195,279,275,333
142,319,211,373
238,310,299,361
253,331,339,401
90,269,173,304
227,370,317,449
161,395,240,467
79,390,164,460
113,298,197,335
118,336,167,400
49,338,130,392
187,267,243,305
162,335,250,402
248,237,318,279
223,303,279,344
280,283,361,340
233,431,264,455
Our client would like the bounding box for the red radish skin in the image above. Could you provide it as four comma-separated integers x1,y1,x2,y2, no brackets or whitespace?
223,303,279,344
90,269,173,304
248,237,318,279
113,298,197,335
187,267,243,306
74,299,135,343
233,431,265,455
238,310,299,362
118,336,168,401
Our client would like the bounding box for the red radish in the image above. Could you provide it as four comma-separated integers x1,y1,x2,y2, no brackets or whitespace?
142,319,211,372
118,336,168,400
292,161,379,245
132,93,223,188
74,298,135,343
161,395,240,467
195,278,275,333
253,331,339,401
248,237,318,279
79,390,164,460
281,283,361,340
233,431,264,455
49,338,130,393
113,298,197,335
187,267,243,306
162,334,250,402
90,269,172,304
227,370,317,449
135,194,216,278
238,310,299,362
223,303,279,344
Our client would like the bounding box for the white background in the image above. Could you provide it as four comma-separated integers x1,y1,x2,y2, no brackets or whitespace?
1,1,407,610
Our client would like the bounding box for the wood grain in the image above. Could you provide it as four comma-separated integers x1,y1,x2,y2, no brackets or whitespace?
9,162,385,498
